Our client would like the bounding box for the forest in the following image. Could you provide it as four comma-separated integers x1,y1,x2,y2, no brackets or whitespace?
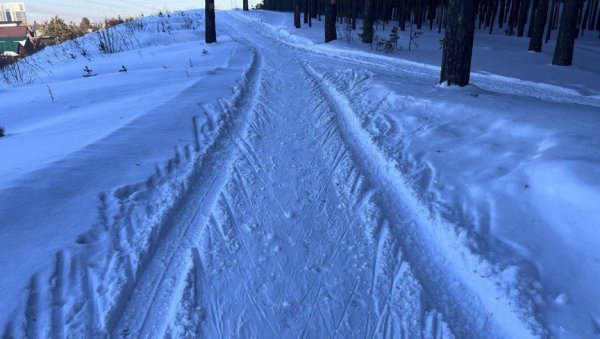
249,0,598,85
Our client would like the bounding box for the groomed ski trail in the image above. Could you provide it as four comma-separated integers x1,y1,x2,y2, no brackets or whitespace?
106,13,546,338
3,11,552,338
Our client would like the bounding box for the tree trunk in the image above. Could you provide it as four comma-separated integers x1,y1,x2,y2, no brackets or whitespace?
362,0,375,43
552,0,583,65
590,0,599,29
399,0,407,31
243,0,249,11
304,0,309,23
580,0,592,35
517,0,531,36
325,0,337,42
499,0,507,27
529,0,549,51
545,0,558,42
508,0,522,34
440,0,477,86
489,0,499,33
294,0,301,28
205,0,216,43
527,0,539,36
311,0,318,18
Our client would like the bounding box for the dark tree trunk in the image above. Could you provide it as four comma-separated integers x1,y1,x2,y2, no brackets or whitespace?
325,0,337,42
311,0,318,18
489,0,499,33
304,0,309,23
529,0,549,50
205,0,216,43
517,0,531,36
499,0,507,27
399,0,408,31
351,0,357,30
440,0,477,86
590,0,599,29
508,0,522,34
553,0,583,66
294,0,301,28
581,0,592,35
527,0,539,36
243,0,249,11
362,0,375,43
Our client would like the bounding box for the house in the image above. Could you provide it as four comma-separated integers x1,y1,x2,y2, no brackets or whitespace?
0,20,32,57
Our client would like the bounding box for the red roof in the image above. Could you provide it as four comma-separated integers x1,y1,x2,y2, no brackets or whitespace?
0,26,29,37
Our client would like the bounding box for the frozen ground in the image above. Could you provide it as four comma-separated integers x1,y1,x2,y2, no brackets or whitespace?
1,9,599,338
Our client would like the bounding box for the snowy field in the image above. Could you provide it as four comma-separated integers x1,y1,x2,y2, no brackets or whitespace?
1,9,599,338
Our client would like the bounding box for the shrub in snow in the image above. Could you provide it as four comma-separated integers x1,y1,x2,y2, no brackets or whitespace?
83,66,97,77
0,126,5,137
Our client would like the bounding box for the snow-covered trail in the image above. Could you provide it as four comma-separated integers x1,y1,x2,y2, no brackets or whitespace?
104,13,546,338
2,11,556,338
109,23,443,338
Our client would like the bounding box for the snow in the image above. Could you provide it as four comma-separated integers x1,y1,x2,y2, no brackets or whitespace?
1,8,599,338
0,11,254,331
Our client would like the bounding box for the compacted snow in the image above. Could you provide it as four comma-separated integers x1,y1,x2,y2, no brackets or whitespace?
1,9,599,338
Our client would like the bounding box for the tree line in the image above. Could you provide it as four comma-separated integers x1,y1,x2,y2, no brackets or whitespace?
242,0,596,86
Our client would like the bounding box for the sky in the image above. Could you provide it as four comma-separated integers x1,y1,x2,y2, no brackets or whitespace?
19,0,262,23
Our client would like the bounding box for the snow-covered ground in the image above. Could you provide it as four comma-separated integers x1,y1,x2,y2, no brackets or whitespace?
1,9,599,338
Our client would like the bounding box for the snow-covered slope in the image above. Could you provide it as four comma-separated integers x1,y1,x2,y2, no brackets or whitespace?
0,11,254,333
1,9,599,338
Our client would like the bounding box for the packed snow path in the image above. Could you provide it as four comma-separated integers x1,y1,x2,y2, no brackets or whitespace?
3,12,557,338
107,13,546,338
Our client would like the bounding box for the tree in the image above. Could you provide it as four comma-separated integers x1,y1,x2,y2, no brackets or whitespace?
362,0,375,43
552,0,583,65
325,0,337,42
79,17,91,33
243,0,249,11
517,0,531,36
440,0,477,86
205,0,216,43
294,0,301,28
528,0,550,51
42,16,79,42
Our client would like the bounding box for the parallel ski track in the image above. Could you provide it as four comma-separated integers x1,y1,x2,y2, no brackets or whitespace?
301,63,545,338
108,46,263,338
223,11,546,338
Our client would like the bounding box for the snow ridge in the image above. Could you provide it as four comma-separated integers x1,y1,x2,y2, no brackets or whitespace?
303,63,547,338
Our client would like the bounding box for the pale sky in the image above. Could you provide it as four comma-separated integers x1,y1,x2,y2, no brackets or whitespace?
20,0,262,23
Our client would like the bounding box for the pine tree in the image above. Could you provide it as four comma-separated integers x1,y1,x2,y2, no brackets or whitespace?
294,0,301,28
440,0,477,86
529,0,550,51
325,0,338,42
79,17,91,33
205,0,217,43
243,0,249,11
362,0,375,43
552,0,584,65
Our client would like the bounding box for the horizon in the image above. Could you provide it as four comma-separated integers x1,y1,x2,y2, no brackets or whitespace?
20,0,262,23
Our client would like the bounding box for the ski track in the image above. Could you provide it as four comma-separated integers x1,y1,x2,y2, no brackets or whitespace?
2,11,553,339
